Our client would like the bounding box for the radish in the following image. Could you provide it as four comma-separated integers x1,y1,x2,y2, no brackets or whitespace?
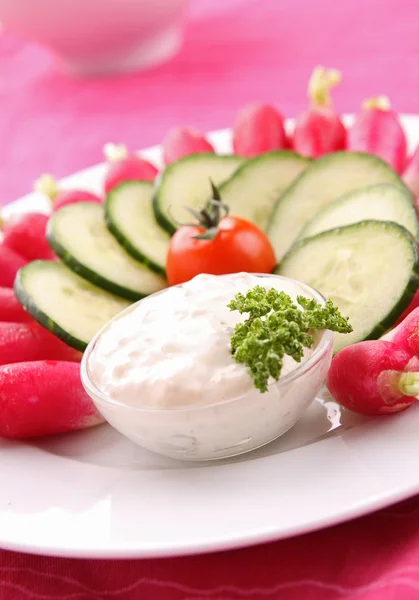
292,66,346,158
232,103,287,157
347,96,407,174
403,144,419,199
0,361,104,439
103,143,158,193
163,126,215,165
394,291,419,326
0,243,27,288
0,287,32,322
35,174,102,213
327,339,419,416
1,212,55,261
389,307,419,357
0,321,82,365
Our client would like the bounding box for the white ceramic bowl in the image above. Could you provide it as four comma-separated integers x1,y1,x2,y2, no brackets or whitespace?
81,275,334,461
0,0,189,76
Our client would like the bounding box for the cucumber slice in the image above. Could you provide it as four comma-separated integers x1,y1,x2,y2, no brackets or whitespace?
15,261,131,351
153,153,244,233
268,152,409,261
48,202,167,301
219,151,311,230
105,181,170,276
277,221,419,353
300,183,419,240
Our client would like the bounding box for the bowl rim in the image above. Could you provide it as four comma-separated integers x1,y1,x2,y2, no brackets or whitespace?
80,273,334,413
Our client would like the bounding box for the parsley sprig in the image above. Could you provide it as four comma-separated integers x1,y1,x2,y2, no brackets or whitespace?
228,286,352,393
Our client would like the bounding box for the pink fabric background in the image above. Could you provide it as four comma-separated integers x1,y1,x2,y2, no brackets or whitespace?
1,0,419,204
2,0,419,598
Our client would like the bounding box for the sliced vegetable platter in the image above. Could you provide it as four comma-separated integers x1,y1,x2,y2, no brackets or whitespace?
3,84,419,441
2,113,419,559
5,119,419,360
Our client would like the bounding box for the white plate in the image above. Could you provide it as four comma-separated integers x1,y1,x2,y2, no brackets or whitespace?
1,117,419,559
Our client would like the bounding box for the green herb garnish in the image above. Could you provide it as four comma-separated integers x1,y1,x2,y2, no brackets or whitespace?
228,286,352,393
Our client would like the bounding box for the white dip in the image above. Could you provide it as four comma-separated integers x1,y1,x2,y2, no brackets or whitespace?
87,273,332,460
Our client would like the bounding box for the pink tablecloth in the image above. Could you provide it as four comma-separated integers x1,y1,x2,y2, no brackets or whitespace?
3,497,419,600
2,0,419,598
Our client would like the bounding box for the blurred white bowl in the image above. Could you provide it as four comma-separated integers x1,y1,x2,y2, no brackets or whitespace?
0,0,189,76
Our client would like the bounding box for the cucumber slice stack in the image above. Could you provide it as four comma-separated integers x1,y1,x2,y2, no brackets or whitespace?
219,151,311,230
278,221,419,353
105,180,170,276
153,153,244,233
268,151,411,261
48,202,167,301
299,184,419,241
15,261,131,351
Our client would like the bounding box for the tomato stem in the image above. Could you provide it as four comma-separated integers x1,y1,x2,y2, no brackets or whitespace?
192,180,229,240
170,179,229,240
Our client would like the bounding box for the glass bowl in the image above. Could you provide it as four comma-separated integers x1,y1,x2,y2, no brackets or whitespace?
81,274,333,461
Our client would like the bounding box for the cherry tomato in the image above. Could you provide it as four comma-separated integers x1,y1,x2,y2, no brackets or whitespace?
167,216,277,286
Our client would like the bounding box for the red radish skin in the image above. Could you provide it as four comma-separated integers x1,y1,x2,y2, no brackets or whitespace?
381,318,404,344
0,361,104,439
327,340,419,416
163,127,215,165
0,243,27,288
1,212,55,261
0,287,32,322
293,66,346,158
103,143,158,193
347,96,407,174
0,322,82,365
232,104,287,157
52,189,102,213
35,174,102,214
394,290,419,326
389,307,419,357
403,144,419,199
